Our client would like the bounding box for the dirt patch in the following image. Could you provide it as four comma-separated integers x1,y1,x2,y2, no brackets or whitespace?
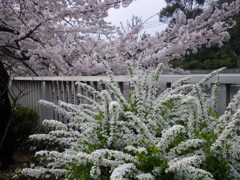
0,151,34,179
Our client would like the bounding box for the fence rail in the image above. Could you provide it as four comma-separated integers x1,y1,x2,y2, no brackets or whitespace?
10,74,240,125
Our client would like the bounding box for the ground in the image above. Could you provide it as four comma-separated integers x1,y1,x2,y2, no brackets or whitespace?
0,151,34,180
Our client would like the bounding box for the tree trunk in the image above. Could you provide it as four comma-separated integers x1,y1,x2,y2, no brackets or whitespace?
0,60,14,170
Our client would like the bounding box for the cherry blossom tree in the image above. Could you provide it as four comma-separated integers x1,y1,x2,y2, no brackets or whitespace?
0,0,134,76
1,0,240,76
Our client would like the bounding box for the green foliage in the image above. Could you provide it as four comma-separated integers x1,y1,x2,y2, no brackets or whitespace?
159,0,207,23
67,163,92,180
196,130,218,145
134,146,175,180
160,3,179,22
95,113,103,121
11,104,38,148
207,108,220,119
202,154,230,179
125,94,139,115
171,57,237,70
81,129,108,153
67,163,111,180
195,130,231,179
167,134,186,150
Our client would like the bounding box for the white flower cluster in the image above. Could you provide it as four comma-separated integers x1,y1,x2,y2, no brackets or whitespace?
22,61,240,179
136,173,155,180
90,166,101,179
124,146,147,154
110,163,137,180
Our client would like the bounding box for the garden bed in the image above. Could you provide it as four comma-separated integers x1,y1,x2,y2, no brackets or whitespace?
0,151,34,179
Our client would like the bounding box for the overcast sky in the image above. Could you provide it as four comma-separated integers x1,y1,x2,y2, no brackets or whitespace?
105,0,167,35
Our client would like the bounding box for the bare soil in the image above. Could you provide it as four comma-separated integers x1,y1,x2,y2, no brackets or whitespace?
0,151,34,180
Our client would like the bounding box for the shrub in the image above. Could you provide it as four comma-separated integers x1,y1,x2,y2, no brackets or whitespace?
22,61,240,179
11,105,39,150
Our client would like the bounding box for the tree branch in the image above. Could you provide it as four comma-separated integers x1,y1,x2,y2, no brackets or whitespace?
16,23,42,42
0,25,18,34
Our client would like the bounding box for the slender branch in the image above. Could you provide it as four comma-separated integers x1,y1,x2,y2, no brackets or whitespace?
16,23,42,42
20,61,38,76
0,25,18,34
0,46,27,61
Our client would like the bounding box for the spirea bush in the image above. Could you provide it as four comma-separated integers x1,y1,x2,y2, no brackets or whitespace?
22,61,240,179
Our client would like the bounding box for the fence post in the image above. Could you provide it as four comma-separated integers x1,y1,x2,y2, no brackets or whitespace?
215,84,229,114
39,81,54,125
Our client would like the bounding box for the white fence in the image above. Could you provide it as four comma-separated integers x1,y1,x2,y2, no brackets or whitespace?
10,74,240,125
